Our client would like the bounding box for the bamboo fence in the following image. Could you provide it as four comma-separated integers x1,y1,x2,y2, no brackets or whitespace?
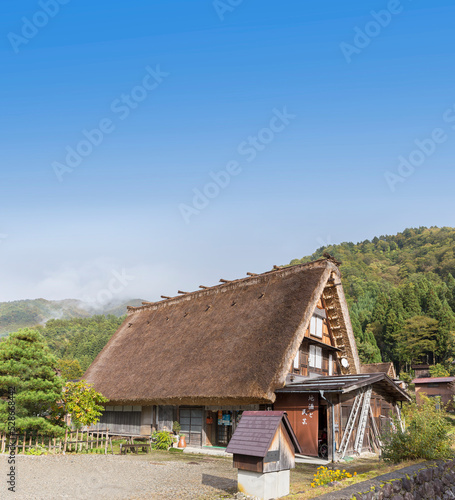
0,429,113,455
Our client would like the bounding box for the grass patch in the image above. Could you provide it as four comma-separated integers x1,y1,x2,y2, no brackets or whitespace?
287,456,424,499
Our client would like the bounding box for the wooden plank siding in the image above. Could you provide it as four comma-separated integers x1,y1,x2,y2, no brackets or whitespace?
274,393,319,457
291,299,340,378
94,410,141,435
337,390,397,454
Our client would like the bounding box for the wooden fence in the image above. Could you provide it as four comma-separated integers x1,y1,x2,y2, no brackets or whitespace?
0,429,113,455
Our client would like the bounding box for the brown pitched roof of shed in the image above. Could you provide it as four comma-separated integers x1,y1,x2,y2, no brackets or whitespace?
84,259,359,405
361,362,396,379
225,411,302,456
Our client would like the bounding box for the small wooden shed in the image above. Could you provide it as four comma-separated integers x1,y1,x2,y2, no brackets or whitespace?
226,411,302,499
226,411,302,473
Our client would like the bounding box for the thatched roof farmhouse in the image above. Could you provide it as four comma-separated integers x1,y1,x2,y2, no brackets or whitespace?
85,258,409,460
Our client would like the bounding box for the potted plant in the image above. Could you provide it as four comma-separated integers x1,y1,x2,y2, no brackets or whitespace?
178,434,187,448
172,421,181,436
172,421,181,447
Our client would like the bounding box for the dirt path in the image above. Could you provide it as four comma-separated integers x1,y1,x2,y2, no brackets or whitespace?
0,453,238,499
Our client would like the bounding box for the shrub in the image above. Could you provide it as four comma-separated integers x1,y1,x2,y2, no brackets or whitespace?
25,445,47,456
151,431,173,450
381,396,454,463
311,466,356,487
429,364,450,378
398,370,415,385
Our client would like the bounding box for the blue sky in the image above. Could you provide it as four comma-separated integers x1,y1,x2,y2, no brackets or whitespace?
1,0,455,303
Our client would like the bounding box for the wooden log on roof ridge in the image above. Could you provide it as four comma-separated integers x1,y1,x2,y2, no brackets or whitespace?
246,272,258,276
161,295,171,299
177,290,187,294
219,279,229,283
199,285,209,289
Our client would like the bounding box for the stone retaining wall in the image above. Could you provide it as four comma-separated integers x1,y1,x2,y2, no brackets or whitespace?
351,460,455,500
315,459,455,500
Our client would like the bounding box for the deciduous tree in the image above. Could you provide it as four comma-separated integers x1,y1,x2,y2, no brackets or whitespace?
62,380,108,428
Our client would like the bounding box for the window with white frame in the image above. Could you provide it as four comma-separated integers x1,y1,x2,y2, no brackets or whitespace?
329,353,333,376
310,315,324,338
293,350,300,370
309,345,322,369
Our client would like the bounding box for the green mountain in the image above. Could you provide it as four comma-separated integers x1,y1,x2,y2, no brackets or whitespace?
289,226,455,373
37,315,126,371
0,298,144,336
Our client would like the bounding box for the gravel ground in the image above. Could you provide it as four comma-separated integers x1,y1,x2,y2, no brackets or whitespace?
0,453,239,499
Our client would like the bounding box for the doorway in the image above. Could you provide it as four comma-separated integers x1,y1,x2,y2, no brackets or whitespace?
179,407,203,447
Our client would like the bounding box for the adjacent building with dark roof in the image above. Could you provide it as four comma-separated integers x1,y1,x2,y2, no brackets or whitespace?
412,376,455,410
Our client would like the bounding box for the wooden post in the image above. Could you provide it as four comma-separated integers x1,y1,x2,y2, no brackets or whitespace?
1,433,5,454
22,434,26,454
327,402,333,462
86,430,89,451
75,429,79,453
104,430,109,455
96,432,99,449
63,429,68,453
53,438,56,454
15,435,19,456
29,434,32,450
35,435,38,448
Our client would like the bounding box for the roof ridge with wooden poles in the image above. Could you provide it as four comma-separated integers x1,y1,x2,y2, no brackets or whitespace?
126,259,339,313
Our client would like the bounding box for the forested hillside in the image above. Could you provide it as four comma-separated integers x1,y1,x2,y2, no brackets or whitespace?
290,226,455,373
36,315,125,371
0,298,144,336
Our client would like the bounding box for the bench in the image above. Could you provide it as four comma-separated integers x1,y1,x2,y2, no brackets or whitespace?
119,442,152,454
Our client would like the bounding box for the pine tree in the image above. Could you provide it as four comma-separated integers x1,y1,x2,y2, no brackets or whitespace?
423,284,443,317
400,283,422,318
446,273,455,311
384,308,404,367
0,329,65,435
371,292,389,324
434,301,455,362
364,322,387,361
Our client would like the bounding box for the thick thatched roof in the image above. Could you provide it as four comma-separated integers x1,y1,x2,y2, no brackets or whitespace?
84,259,359,406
